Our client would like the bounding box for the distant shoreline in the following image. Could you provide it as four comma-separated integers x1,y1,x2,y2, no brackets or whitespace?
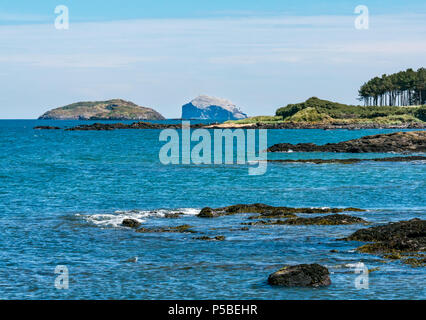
33,120,426,131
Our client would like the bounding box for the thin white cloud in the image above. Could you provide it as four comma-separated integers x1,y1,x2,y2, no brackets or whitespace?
0,13,425,118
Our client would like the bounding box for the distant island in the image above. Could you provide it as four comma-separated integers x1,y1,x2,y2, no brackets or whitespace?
38,99,165,120
224,68,426,127
181,95,247,120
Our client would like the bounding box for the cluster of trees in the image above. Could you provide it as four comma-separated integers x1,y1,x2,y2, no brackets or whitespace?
359,68,426,106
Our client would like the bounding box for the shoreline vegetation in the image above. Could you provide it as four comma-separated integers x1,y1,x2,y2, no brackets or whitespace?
225,97,426,128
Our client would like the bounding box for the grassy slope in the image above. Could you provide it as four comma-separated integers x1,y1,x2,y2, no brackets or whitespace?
40,99,165,120
228,97,426,125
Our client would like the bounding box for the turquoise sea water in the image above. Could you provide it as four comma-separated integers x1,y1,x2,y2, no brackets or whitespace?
0,120,425,299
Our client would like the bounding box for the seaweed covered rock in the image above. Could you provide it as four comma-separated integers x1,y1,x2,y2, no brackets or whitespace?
244,214,366,226
193,235,225,241
268,264,331,287
343,218,426,266
267,131,426,153
34,126,61,130
197,203,364,218
135,224,196,233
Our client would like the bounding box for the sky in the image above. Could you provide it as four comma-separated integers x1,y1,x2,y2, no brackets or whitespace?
0,0,425,118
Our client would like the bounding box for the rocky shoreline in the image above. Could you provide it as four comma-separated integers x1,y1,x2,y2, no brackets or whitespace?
268,156,426,164
112,203,425,287
268,131,426,153
34,121,426,131
342,219,426,267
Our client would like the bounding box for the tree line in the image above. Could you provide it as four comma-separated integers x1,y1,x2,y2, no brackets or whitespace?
359,68,426,106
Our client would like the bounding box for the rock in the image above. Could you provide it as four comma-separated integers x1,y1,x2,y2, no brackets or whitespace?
206,122,426,130
342,218,426,266
268,264,331,287
268,156,426,164
34,126,61,130
64,121,205,131
121,219,141,228
193,235,225,241
181,95,247,120
267,131,426,153
197,204,364,218
135,224,196,233
198,207,216,218
164,212,184,218
38,99,165,120
243,214,366,226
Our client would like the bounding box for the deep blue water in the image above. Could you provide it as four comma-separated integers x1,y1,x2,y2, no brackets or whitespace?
0,120,425,299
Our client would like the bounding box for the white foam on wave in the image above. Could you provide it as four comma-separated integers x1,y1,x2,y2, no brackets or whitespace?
76,208,200,228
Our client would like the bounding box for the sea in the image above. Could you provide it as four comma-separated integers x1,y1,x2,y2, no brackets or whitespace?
0,119,424,299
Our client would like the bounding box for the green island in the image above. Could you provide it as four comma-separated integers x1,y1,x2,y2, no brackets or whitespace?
38,99,165,120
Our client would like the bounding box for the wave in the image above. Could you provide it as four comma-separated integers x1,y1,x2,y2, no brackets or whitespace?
75,208,200,228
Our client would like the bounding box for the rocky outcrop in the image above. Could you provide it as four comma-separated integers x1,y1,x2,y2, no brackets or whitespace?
181,95,247,120
197,203,365,218
268,264,331,287
34,121,426,131
135,224,196,233
244,214,367,226
34,126,61,130
63,122,205,131
268,156,426,164
342,218,426,267
267,131,426,153
206,122,426,129
38,99,165,120
193,236,225,241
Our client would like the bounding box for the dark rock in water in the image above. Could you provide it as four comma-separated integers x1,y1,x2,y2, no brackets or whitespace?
197,203,365,218
121,219,141,228
135,224,196,233
63,121,205,131
34,126,61,130
342,218,426,267
244,214,366,226
193,235,225,241
38,99,165,120
268,156,426,164
267,131,426,153
268,264,331,287
181,95,247,120
164,212,184,218
198,207,215,218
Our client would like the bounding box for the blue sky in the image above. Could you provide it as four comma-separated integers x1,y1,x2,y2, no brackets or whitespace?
0,0,425,118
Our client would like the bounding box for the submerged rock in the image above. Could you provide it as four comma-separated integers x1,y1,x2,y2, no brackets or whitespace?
268,156,426,164
342,218,426,266
244,214,366,226
34,126,61,130
267,131,426,153
193,235,226,241
197,203,365,218
135,224,196,233
164,212,184,218
268,264,331,287
121,219,141,228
